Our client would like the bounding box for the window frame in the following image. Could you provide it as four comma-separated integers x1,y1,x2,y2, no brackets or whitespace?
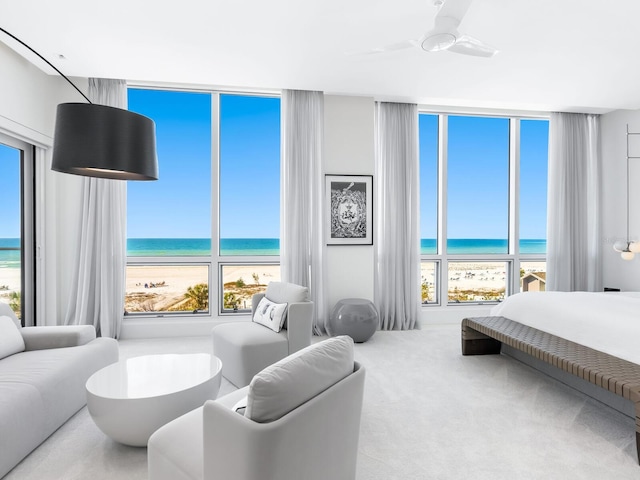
419,111,549,307
124,88,281,318
0,133,35,326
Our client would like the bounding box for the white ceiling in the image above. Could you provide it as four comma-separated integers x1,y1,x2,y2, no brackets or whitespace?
2,0,640,114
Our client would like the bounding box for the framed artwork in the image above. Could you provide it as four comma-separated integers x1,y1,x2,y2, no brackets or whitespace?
325,174,373,245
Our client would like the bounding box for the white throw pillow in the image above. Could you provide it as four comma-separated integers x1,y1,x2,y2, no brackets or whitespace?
252,297,288,333
263,282,309,329
245,335,354,423
0,315,25,360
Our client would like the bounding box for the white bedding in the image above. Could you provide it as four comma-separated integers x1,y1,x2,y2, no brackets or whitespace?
490,291,640,365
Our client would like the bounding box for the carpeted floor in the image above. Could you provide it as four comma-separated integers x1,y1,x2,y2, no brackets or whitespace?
5,324,640,479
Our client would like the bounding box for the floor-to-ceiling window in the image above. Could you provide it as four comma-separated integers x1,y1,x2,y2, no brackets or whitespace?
218,94,281,312
0,134,35,323
126,88,280,317
419,113,549,306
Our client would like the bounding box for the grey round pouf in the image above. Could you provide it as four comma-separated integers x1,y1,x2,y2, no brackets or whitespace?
328,298,378,343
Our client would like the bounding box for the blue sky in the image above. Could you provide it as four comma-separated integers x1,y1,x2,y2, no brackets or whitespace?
127,89,280,239
0,92,548,242
420,114,548,241
0,143,20,237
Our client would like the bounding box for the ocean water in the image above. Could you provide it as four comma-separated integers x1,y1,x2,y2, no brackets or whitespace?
421,238,546,255
126,238,280,257
0,237,547,267
0,238,20,268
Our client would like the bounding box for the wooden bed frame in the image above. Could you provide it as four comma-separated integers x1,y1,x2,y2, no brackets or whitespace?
461,316,640,464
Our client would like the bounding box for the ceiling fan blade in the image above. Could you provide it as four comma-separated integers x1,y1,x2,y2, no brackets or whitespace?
448,34,498,57
437,0,473,23
347,40,418,56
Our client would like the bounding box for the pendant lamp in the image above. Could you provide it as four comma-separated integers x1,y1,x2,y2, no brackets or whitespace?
1,27,158,181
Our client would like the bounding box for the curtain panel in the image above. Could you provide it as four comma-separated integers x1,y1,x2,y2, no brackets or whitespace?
547,112,602,292
374,102,421,330
63,78,127,338
280,89,327,334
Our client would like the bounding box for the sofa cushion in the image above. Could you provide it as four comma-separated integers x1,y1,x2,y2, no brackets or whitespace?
0,315,25,360
0,337,118,436
245,335,354,423
0,303,20,329
252,297,288,333
0,382,46,479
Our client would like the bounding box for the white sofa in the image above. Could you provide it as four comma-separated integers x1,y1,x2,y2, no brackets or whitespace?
0,304,119,478
149,336,365,480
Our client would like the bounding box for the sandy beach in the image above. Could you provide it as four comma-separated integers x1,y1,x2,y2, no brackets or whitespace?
0,267,21,309
422,261,546,302
2,259,545,313
125,264,281,313
0,267,20,291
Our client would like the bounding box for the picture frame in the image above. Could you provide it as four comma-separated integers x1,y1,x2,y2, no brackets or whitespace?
325,174,373,245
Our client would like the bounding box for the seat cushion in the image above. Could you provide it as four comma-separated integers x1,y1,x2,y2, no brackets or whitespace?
148,407,204,480
0,382,46,478
213,322,289,388
214,322,288,348
245,335,354,423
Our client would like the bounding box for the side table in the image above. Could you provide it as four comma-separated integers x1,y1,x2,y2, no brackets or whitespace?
328,298,378,343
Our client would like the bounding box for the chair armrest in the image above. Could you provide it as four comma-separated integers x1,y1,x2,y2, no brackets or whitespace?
20,325,97,351
286,302,313,354
203,399,262,479
251,293,266,317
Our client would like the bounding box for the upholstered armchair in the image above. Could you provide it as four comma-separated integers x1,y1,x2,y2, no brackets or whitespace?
212,281,313,387
148,336,366,480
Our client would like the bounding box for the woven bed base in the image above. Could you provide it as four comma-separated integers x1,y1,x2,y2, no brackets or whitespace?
461,316,640,464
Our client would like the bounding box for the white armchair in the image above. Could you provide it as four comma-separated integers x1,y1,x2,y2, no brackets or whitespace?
212,281,313,387
148,336,365,480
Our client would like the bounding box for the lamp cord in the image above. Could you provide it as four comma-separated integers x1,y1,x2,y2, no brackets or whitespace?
0,26,92,104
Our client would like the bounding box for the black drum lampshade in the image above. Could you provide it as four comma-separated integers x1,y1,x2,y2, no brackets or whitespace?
52,103,158,181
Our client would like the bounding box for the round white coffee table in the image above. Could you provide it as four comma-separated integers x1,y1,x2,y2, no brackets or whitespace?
86,353,222,447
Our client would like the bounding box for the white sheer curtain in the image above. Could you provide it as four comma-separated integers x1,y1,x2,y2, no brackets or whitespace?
280,89,327,334
374,102,421,330
63,78,127,338
547,112,601,292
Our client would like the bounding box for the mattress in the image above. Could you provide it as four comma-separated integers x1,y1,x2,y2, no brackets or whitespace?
490,291,640,365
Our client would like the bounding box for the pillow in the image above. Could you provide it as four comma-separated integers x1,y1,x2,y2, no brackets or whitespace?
265,282,309,304
245,335,354,423
252,297,288,333
0,302,20,329
0,315,25,360
263,282,309,329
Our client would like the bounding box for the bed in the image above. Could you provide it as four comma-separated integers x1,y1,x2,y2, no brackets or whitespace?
461,291,640,463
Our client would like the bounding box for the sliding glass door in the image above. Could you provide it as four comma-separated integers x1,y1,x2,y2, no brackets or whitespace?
0,135,34,324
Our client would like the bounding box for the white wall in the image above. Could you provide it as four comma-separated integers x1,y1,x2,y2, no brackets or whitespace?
601,109,640,290
324,95,375,309
0,42,86,325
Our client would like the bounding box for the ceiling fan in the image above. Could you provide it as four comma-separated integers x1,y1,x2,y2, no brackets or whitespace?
359,0,498,58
